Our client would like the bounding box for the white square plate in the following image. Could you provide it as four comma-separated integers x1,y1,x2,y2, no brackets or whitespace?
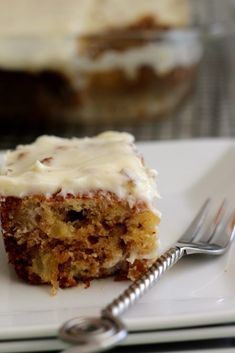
1,138,235,342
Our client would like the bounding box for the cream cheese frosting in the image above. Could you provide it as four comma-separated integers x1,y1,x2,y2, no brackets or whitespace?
0,132,159,209
0,37,203,78
76,38,203,80
0,0,190,37
83,0,190,34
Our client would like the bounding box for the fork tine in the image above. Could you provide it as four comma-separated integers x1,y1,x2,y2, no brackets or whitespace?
198,199,227,244
214,212,235,250
179,198,211,242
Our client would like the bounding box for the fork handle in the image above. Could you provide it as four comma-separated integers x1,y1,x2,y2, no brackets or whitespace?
102,247,184,319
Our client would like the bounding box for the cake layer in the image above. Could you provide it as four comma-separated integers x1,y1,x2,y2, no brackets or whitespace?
0,66,195,122
0,69,78,120
1,193,160,289
77,66,194,122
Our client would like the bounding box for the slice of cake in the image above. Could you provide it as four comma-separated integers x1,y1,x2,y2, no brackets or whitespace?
0,132,160,291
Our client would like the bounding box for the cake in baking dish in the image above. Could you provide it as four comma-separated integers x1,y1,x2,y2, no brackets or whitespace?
0,0,202,123
0,132,161,290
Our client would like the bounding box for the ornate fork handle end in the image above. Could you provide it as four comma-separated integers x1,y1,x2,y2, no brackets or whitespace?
59,247,184,353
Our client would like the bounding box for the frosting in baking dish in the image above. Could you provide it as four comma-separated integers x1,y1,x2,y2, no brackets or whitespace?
0,132,160,208
82,0,190,34
76,38,203,80
0,36,202,79
0,0,190,36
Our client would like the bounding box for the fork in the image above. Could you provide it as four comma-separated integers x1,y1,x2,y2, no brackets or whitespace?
59,199,235,353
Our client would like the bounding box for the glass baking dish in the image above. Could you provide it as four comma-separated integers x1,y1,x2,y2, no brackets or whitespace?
0,0,228,126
